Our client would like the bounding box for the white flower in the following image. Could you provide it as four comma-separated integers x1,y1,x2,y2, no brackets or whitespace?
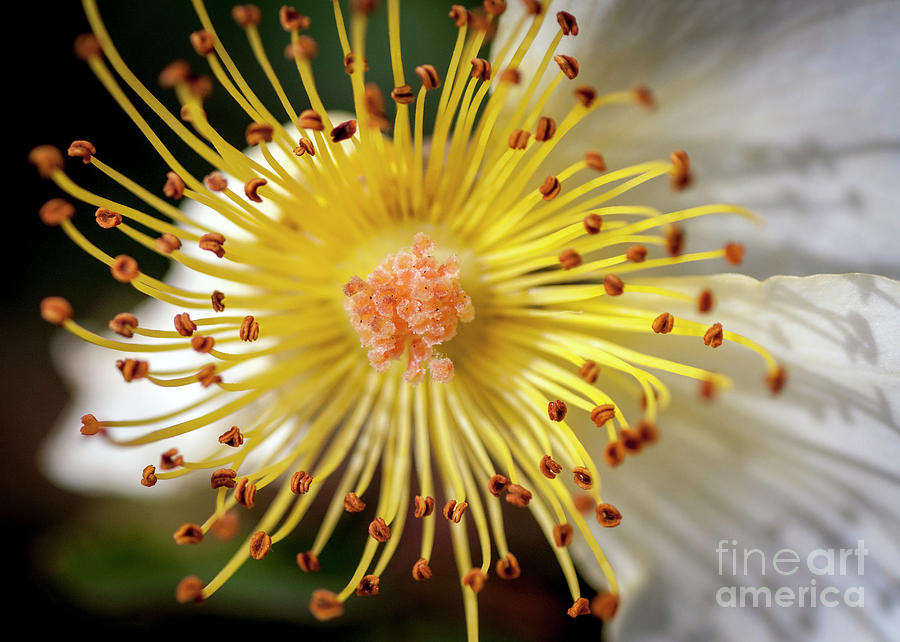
37,1,899,639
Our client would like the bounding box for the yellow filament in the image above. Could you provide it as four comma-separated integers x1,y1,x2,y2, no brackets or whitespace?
413,383,436,562
244,26,300,125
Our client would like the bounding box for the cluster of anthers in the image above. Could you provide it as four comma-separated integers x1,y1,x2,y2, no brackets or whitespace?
32,0,786,637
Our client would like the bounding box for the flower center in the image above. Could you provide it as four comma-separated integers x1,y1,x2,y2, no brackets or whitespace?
343,232,474,383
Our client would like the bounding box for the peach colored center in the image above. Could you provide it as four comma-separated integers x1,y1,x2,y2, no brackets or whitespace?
343,233,474,383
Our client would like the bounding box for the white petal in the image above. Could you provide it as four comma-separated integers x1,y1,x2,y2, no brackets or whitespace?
573,274,900,640
495,1,900,278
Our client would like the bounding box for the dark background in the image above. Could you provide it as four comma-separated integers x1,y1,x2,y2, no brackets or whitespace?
9,1,603,639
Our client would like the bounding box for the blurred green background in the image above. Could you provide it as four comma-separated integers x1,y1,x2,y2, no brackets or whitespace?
10,1,604,639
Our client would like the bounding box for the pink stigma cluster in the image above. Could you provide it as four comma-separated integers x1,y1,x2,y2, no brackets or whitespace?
343,233,474,383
